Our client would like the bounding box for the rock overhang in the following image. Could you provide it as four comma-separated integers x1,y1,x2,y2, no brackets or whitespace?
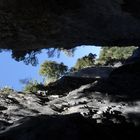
0,0,140,51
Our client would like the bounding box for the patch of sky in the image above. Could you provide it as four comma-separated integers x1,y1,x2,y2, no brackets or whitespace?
0,46,101,91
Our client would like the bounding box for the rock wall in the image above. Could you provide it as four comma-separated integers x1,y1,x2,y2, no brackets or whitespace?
0,0,140,51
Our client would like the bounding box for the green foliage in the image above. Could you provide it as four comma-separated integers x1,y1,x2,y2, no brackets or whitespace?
0,86,14,94
46,48,75,58
23,80,45,93
11,48,76,66
74,53,96,70
60,48,76,57
12,49,41,66
98,47,137,65
39,61,68,82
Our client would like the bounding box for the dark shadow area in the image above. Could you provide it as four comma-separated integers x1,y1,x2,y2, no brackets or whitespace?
45,76,97,95
0,113,140,140
84,61,140,102
11,0,82,16
122,0,140,19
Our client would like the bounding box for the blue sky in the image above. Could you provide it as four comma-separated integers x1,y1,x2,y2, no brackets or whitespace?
0,46,101,91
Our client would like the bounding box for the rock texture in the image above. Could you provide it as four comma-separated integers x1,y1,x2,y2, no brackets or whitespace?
68,66,113,79
1,64,140,139
0,0,140,51
1,113,140,140
0,78,140,140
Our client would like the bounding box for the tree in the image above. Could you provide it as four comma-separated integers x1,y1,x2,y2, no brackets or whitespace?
98,47,137,65
60,48,76,57
12,49,41,66
23,80,39,93
11,48,76,66
74,53,96,70
23,80,45,93
39,61,68,83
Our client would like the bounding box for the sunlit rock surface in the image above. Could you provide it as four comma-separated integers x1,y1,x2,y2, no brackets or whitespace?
68,66,113,79
0,0,140,51
1,64,140,139
0,80,140,140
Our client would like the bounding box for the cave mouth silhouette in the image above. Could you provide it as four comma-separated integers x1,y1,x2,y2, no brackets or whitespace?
122,0,140,19
0,1,140,139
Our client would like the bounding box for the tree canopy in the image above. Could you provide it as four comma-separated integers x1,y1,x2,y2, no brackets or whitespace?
74,53,96,70
11,48,75,66
12,49,41,66
98,47,137,65
23,80,45,93
39,61,68,83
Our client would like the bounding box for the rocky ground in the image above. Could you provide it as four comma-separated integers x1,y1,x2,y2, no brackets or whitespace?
0,64,140,140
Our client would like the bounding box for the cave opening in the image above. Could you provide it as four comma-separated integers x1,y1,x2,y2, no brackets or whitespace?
0,0,140,139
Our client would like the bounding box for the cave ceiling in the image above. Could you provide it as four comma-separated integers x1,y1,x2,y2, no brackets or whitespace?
0,0,140,51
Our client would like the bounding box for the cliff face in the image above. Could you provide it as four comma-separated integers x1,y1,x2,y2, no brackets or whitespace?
0,0,140,51
0,68,140,140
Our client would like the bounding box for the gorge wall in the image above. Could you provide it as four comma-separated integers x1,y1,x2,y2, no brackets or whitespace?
0,0,140,51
